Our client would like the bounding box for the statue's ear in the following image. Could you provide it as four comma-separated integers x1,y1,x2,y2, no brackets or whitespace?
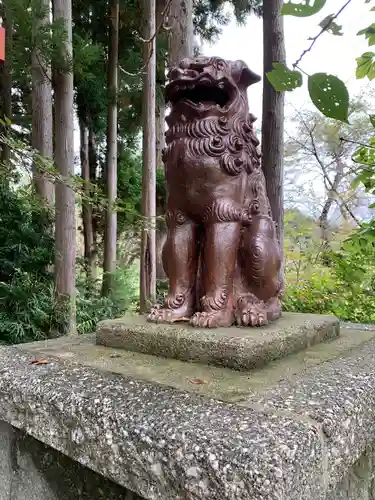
232,60,261,88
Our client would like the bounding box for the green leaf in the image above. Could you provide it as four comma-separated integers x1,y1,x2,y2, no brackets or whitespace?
266,63,303,92
357,24,375,46
281,0,326,17
308,73,349,122
356,52,375,79
370,115,375,128
319,15,343,36
369,63,375,79
351,176,362,189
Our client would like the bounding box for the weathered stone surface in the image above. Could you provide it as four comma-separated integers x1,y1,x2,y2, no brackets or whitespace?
96,312,339,371
0,421,12,500
0,420,143,500
1,324,375,499
0,347,325,500
18,328,375,403
327,444,375,500
246,337,375,490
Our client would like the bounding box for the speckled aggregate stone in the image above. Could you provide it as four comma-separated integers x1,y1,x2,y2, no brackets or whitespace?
0,347,324,500
247,336,375,490
96,312,339,371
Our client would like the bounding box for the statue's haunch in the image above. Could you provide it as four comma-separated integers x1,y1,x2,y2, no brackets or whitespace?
148,56,282,328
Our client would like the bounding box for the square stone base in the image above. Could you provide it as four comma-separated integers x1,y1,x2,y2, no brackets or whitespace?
96,312,339,371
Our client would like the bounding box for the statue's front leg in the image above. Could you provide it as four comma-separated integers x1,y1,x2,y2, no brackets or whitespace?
148,210,198,324
235,215,282,327
190,204,242,328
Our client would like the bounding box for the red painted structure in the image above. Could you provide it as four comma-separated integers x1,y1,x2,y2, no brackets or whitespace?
0,27,5,61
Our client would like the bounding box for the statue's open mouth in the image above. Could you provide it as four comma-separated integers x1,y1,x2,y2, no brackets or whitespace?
166,76,232,109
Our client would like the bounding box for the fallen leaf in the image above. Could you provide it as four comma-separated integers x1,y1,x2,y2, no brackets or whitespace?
29,359,50,366
189,378,205,385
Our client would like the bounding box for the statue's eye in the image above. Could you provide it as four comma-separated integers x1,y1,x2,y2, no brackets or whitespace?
216,60,226,71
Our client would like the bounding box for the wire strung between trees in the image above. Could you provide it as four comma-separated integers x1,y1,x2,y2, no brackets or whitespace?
119,0,173,77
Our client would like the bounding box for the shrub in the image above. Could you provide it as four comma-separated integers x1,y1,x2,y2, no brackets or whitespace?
0,180,57,343
0,178,140,343
283,236,375,323
76,261,139,334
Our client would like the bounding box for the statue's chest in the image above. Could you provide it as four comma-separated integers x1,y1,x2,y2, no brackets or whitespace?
164,137,225,164
164,118,232,161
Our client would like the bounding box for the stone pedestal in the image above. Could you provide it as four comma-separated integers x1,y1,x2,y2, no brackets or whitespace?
96,312,340,371
1,317,375,499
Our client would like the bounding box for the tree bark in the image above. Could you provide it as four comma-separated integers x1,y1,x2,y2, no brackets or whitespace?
156,103,165,170
262,0,286,276
53,0,76,335
167,0,194,67
155,0,167,279
0,8,12,167
31,0,54,207
154,0,194,283
319,159,344,245
155,98,167,279
88,128,98,254
80,119,95,277
139,0,157,312
101,0,119,297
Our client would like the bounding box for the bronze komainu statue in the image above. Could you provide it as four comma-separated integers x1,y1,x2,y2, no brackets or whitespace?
148,56,282,328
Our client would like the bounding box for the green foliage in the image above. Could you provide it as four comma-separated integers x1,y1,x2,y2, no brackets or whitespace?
156,278,169,305
3,0,77,133
116,148,142,230
356,52,375,80
283,206,375,324
0,173,140,343
266,63,302,92
75,261,139,334
272,1,375,124
284,209,321,280
357,24,375,46
281,0,326,17
0,181,54,284
319,15,343,36
351,123,375,240
308,73,349,122
283,237,375,323
266,67,350,123
193,0,262,43
102,147,166,235
0,177,56,343
0,273,60,344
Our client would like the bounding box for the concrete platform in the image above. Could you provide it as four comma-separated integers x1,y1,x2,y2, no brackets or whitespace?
16,326,375,403
3,323,375,500
96,312,340,371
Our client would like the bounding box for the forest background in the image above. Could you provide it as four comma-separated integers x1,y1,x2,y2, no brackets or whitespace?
1,0,375,344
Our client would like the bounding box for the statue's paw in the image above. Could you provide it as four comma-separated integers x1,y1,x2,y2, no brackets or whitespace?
235,300,268,327
147,305,190,324
190,310,232,328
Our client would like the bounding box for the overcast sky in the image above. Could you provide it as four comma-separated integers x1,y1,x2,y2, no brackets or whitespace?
203,0,372,124
200,1,373,220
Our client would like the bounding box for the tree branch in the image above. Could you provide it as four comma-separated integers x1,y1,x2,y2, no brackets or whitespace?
35,51,53,84
293,0,353,69
340,136,375,150
307,126,361,225
119,0,173,77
